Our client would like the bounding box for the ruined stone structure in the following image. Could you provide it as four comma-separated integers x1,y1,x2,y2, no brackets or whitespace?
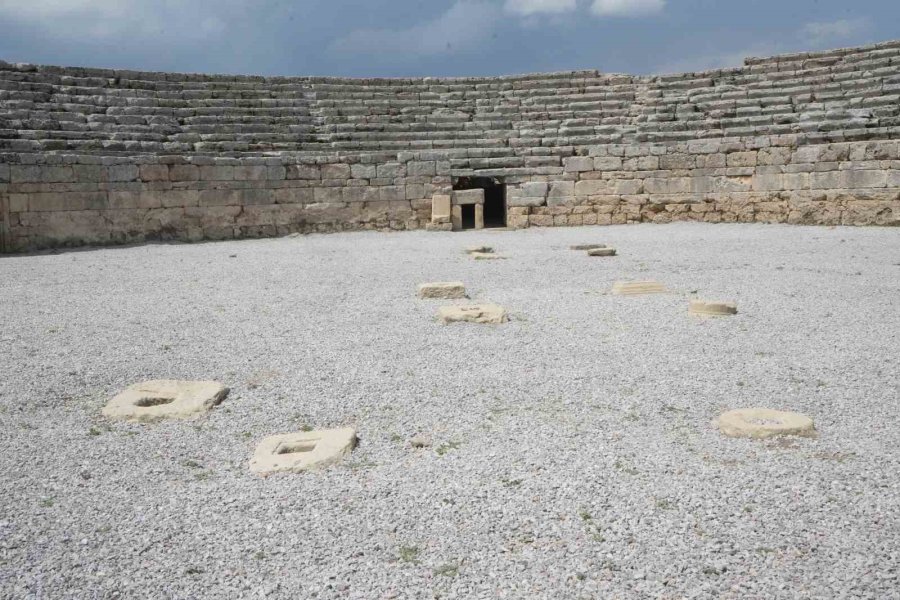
1,40,899,251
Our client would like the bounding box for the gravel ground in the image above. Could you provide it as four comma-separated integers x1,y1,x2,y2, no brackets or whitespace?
1,223,899,600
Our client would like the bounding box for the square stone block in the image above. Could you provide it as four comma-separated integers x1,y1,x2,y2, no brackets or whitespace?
102,380,229,423
611,281,667,295
250,428,357,475
438,304,507,324
432,194,451,221
417,282,467,299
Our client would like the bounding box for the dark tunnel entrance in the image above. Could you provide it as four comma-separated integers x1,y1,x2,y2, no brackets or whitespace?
453,176,506,229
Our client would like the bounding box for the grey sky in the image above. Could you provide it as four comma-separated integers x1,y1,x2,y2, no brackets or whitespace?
0,0,896,77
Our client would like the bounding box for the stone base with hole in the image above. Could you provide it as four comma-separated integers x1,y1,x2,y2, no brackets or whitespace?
690,300,738,317
438,304,507,324
716,408,816,439
250,427,357,475
612,281,667,295
102,380,229,423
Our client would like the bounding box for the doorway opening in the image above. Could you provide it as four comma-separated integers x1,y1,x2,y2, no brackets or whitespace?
454,176,506,229
461,204,476,230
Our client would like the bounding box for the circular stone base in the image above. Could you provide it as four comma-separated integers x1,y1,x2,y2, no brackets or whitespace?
716,408,816,439
689,300,738,317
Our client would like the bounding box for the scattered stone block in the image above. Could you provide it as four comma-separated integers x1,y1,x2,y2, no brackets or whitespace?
689,300,738,317
471,252,506,260
716,408,816,439
438,304,507,324
571,244,607,251
466,246,493,254
417,282,467,299
611,281,667,295
588,248,617,257
102,380,229,423
410,435,432,448
250,428,357,475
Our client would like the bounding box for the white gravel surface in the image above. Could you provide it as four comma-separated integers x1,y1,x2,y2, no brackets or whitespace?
1,223,898,599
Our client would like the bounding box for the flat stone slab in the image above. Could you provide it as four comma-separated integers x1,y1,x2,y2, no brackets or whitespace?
250,428,357,475
102,380,228,423
588,248,617,257
716,408,816,439
465,246,493,254
612,281,667,295
438,304,507,324
571,244,607,251
471,252,506,260
690,300,738,317
417,282,467,299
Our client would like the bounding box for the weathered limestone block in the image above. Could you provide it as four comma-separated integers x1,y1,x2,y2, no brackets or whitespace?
431,194,451,222
612,281,667,295
250,428,357,475
689,300,738,316
452,189,484,205
286,164,320,180
716,409,816,439
199,165,234,181
140,164,169,182
234,166,267,181
169,164,199,181
437,304,507,324
587,247,617,257
321,164,352,180
108,165,138,182
563,156,594,172
408,161,436,176
575,180,612,196
594,156,623,171
417,282,467,299
548,181,575,197
102,380,229,423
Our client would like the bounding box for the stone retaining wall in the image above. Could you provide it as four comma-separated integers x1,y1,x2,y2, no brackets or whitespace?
0,153,452,251
2,136,896,251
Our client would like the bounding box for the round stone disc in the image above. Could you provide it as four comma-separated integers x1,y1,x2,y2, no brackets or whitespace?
716,408,816,439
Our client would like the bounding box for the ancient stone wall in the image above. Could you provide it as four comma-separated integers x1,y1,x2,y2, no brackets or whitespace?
2,40,899,251
0,153,451,250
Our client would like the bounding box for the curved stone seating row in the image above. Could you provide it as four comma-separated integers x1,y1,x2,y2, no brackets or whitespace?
1,41,898,159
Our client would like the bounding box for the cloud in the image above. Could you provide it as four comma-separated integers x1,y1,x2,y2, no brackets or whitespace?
0,0,228,41
654,44,782,75
655,16,876,75
504,0,577,16
800,17,872,45
590,0,665,17
329,1,501,59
